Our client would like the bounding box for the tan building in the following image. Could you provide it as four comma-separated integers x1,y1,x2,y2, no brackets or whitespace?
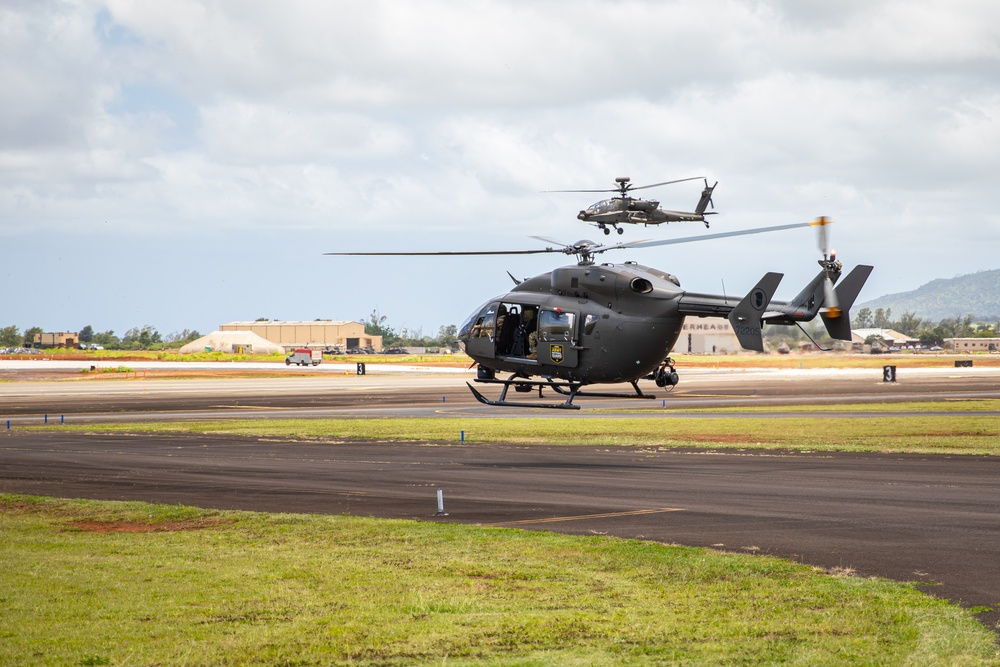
947,338,1000,353
34,331,79,348
671,319,740,355
220,321,382,352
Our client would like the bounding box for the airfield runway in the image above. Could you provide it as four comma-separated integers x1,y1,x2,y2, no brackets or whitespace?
2,359,1000,630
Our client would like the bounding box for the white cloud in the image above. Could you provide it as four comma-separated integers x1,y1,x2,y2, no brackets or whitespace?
2,0,1000,334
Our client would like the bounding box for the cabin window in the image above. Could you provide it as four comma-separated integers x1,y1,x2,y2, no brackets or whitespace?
539,309,576,343
474,308,497,339
583,314,599,335
461,302,499,340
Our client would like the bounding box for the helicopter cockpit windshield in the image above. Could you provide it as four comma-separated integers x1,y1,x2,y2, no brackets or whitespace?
586,199,621,215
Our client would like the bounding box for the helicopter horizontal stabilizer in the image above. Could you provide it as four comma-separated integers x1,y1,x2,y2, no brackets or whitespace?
820,265,874,341
727,272,783,352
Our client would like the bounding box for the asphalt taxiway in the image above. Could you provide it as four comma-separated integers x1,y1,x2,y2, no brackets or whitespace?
2,361,1000,630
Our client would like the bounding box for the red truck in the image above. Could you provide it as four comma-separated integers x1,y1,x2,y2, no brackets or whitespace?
285,348,323,366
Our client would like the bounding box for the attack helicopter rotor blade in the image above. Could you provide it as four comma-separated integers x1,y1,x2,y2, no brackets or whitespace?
626,221,815,250
542,176,705,195
628,176,705,192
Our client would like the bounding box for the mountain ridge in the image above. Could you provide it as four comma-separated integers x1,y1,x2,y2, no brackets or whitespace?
857,269,1000,322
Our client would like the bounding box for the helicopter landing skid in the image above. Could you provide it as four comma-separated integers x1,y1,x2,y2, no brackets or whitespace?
468,376,655,409
467,376,583,410
547,379,655,400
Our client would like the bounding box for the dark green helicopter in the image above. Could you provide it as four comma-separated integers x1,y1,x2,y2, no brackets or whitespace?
545,176,718,236
327,217,872,409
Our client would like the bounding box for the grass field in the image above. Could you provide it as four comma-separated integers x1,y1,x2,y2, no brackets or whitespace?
9,361,1000,664
76,405,1000,455
2,494,997,666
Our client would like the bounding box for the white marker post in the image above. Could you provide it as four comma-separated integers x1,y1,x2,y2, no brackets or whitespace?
435,489,448,516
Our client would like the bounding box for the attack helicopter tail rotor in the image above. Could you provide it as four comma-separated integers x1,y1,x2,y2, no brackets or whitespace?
810,216,843,318
702,179,717,211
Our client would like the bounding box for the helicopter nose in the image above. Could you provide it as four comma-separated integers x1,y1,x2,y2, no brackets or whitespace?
578,211,586,219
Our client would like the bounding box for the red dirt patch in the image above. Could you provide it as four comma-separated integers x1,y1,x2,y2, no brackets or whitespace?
669,434,780,443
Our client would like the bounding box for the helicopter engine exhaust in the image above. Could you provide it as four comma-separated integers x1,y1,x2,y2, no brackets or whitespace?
630,277,654,294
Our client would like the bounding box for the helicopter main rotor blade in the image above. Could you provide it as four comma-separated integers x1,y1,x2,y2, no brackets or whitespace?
626,221,814,250
529,235,568,246
542,176,705,195
628,176,705,192
324,248,561,257
541,188,619,194
327,222,817,260
529,235,653,254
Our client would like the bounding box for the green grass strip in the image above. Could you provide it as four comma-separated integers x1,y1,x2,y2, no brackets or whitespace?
2,494,996,666
660,399,1000,414
72,414,1000,455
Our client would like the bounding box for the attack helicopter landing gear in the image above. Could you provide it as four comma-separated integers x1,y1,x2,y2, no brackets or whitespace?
598,224,624,236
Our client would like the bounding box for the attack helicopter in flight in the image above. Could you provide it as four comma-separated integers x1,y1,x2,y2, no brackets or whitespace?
326,217,872,409
545,176,718,236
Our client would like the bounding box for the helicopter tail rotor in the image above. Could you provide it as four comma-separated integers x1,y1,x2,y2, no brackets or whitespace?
810,216,843,318
821,264,874,340
695,179,718,217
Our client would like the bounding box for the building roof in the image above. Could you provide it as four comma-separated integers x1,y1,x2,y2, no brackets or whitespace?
851,328,917,343
179,330,284,355
222,320,357,326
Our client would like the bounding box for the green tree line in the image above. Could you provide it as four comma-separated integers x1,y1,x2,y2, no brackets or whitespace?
362,310,458,349
0,324,202,350
852,307,999,345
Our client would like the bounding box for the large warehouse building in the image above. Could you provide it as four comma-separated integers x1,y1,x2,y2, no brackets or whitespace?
671,320,740,355
219,321,382,352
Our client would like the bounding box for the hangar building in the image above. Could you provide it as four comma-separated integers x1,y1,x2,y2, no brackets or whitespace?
219,321,382,353
671,320,740,355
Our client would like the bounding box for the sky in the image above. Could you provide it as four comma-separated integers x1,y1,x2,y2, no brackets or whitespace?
2,0,999,339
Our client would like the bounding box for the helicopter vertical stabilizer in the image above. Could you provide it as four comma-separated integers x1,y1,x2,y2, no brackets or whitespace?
728,272,783,352
695,181,717,215
820,264,874,341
